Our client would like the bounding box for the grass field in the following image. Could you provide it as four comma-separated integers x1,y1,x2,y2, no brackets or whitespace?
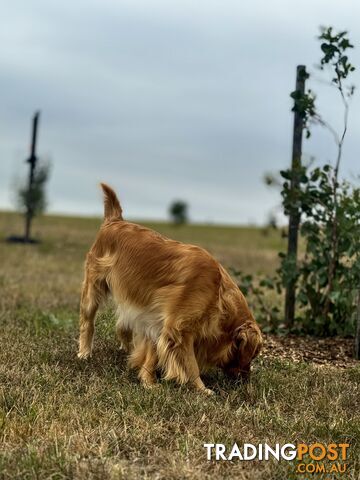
0,212,359,479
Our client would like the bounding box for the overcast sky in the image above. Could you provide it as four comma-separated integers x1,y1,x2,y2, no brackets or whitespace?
1,0,359,224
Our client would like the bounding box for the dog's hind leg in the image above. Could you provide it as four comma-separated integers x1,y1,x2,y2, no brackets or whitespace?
129,337,158,388
78,270,107,359
116,324,134,353
157,329,214,395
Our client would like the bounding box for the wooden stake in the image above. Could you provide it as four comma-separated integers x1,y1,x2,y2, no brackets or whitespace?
285,66,306,327
355,289,360,360
24,111,40,242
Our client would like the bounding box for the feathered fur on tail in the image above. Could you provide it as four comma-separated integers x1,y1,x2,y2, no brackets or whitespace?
100,183,123,221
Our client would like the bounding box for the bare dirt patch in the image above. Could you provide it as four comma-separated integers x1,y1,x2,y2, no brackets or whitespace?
263,334,357,368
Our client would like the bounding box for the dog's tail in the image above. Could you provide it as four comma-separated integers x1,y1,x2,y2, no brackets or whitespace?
100,183,123,221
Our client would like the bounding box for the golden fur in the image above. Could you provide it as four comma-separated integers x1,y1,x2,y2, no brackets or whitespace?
78,183,263,394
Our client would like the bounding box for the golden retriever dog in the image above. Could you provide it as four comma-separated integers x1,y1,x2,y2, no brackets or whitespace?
78,184,262,394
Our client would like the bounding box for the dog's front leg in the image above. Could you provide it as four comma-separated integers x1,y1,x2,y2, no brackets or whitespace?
190,375,214,395
187,356,214,396
157,330,214,395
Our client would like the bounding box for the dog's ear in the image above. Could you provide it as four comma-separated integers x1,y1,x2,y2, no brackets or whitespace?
233,321,263,365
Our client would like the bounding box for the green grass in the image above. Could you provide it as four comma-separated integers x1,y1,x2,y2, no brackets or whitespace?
0,211,359,479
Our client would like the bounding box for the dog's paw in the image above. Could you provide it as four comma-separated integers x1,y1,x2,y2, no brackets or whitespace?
77,351,92,360
143,382,159,390
202,388,216,396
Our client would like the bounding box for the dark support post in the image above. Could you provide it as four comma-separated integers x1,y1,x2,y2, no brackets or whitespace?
24,111,40,242
285,66,306,327
355,289,360,360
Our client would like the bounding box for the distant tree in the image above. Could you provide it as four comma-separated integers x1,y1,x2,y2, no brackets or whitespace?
169,200,188,225
16,159,51,240
262,212,278,236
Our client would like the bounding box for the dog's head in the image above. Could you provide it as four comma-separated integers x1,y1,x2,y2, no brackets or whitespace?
223,321,263,381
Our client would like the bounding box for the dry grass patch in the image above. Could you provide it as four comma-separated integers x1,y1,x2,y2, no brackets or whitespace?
0,313,359,479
